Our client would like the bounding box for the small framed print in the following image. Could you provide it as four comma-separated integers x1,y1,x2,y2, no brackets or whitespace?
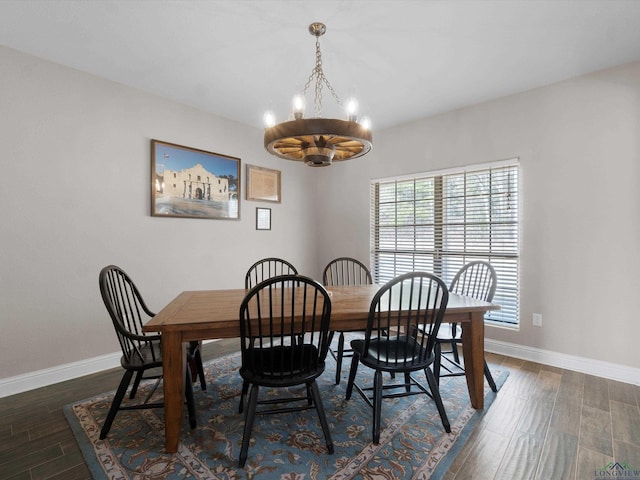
256,207,271,230
246,165,281,203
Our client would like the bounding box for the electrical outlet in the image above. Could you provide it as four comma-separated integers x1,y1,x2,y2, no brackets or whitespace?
532,313,542,327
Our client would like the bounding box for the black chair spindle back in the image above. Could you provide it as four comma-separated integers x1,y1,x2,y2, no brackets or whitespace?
323,257,373,287
100,266,160,365
363,272,448,371
244,257,298,289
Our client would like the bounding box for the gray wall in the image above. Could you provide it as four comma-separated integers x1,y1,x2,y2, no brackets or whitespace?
0,46,319,378
2,46,639,387
317,61,640,371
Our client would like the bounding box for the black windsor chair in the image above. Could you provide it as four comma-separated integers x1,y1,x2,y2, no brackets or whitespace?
345,272,451,444
322,257,373,385
98,265,205,439
237,274,334,468
433,261,498,392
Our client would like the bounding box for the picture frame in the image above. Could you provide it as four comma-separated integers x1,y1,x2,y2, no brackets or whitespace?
151,139,240,219
256,208,271,230
246,164,281,203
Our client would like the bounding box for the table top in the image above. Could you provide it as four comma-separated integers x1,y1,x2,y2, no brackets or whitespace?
143,284,499,339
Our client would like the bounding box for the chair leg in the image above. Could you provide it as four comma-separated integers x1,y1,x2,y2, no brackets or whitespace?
187,341,206,391
335,332,345,385
100,370,134,439
345,352,360,400
239,384,259,468
129,370,143,399
309,380,334,454
372,370,383,444
306,383,313,406
451,340,461,364
404,371,412,392
433,342,442,386
424,367,451,433
484,359,498,392
184,368,197,429
238,379,249,413
194,347,206,391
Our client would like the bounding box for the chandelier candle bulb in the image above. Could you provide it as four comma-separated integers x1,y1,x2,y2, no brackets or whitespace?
346,98,358,122
292,95,305,119
263,111,276,128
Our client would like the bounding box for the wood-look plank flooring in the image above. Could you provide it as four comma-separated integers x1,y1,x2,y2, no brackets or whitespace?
1,341,639,480
445,353,640,480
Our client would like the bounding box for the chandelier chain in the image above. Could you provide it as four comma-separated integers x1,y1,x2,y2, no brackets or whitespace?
302,36,342,117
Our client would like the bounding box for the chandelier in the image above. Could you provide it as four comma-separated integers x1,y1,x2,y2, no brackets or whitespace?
263,22,373,167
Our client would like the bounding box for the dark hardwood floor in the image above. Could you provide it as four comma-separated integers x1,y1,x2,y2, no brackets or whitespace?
1,340,638,480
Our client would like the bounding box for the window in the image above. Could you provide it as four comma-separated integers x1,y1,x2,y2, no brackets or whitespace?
370,159,519,326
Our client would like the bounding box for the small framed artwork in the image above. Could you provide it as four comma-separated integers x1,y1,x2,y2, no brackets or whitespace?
151,139,240,219
246,165,281,203
256,207,271,230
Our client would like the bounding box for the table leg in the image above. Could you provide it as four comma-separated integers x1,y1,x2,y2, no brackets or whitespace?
461,312,485,409
161,330,185,453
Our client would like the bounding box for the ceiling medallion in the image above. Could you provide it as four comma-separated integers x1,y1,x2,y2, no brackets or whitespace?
263,22,373,167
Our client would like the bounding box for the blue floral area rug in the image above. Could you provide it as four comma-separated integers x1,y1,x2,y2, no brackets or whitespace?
64,351,507,480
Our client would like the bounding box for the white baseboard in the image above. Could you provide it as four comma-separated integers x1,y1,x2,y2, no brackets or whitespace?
0,351,122,398
2,339,638,399
485,339,640,386
0,339,221,399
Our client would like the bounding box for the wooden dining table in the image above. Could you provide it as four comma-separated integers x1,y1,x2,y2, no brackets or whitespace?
143,284,499,453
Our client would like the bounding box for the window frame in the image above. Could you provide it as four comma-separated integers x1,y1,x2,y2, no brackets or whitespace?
370,159,520,327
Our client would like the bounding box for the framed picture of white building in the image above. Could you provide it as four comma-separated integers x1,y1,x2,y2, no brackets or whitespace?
151,139,240,219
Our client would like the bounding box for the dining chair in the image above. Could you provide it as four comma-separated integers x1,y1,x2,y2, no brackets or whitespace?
98,265,204,439
322,257,373,384
244,257,298,289
433,261,498,392
237,274,334,468
345,272,451,444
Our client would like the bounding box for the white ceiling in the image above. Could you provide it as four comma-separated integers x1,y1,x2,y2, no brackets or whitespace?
3,0,640,131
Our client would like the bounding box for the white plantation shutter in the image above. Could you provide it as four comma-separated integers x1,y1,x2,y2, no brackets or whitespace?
370,160,520,326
